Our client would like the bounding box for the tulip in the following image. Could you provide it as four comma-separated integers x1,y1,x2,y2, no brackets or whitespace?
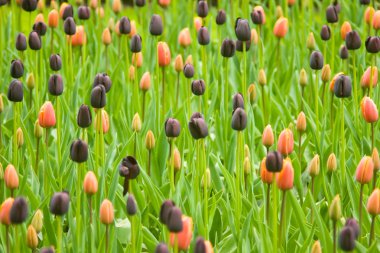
70,139,88,163
338,226,356,251
0,198,14,226
48,10,59,28
100,199,114,252
311,241,322,253
277,128,294,156
48,74,63,96
188,113,208,140
361,96,378,124
145,130,155,176
155,243,169,253
326,5,339,23
38,101,56,128
31,209,43,233
273,17,288,38
261,157,273,222
216,10,226,25
340,21,351,40
233,92,245,109
345,218,360,239
78,6,90,20
178,28,191,47
367,189,380,245
361,66,378,89
77,104,92,130
119,156,140,195
169,215,193,251
159,200,175,225
262,125,274,151
197,1,208,18
194,17,202,32
4,164,18,196
71,26,87,47
329,195,341,252
83,171,97,224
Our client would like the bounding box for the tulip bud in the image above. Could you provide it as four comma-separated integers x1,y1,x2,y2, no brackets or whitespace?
296,111,307,132
361,0,370,4
83,171,98,195
38,101,56,128
94,109,109,134
10,196,28,224
132,113,142,132
178,28,191,47
275,6,283,18
216,10,226,25
77,104,92,128
100,199,114,225
198,26,210,45
251,29,258,45
48,74,63,96
165,118,181,138
367,188,380,215
159,200,175,225
27,225,38,249
231,108,247,131
40,247,55,253
308,155,320,177
276,158,294,191
326,5,339,23
0,198,14,225
33,120,43,139
33,22,47,36
321,64,331,83
345,218,360,239
129,66,135,81
326,153,337,172
173,148,181,171
233,93,244,110
16,128,23,148
195,237,206,253
338,226,356,251
365,36,380,54
93,73,112,93
119,17,131,34
185,55,193,65
345,30,361,50
299,68,308,86
7,79,23,102
49,191,70,216
373,148,380,171
334,75,352,98
355,156,374,184
374,11,380,30
310,51,324,70
243,157,251,175
15,33,27,51
248,84,257,105
306,32,316,50
169,216,193,250
235,18,251,41
320,25,331,41
31,209,43,233
101,28,112,46
251,8,264,25
273,17,288,38
130,34,142,53
10,59,24,79
277,128,294,156
197,1,208,18
127,194,137,216
221,39,236,58
262,125,274,148
260,157,273,184
266,151,283,173
157,41,171,67
111,0,121,13
4,164,18,190
70,139,88,163
191,80,206,96
49,54,62,71
48,10,59,28
64,17,76,36
91,86,106,108
22,0,37,12
365,7,375,25
149,14,163,36
140,72,151,91
183,63,194,78
360,96,378,123
78,6,90,20
155,243,170,253
329,195,342,222
340,21,352,40
361,66,378,89
174,55,183,73
144,130,155,150
167,207,183,232
339,45,349,60
62,4,73,20
311,241,322,253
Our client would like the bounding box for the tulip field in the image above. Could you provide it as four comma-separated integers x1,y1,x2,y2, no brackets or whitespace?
2,0,380,252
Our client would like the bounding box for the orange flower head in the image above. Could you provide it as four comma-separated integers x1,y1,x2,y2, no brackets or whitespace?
367,188,380,215
83,171,98,195
170,215,193,251
100,199,114,225
4,164,19,190
277,128,294,156
178,28,191,47
48,9,59,28
260,157,273,184
0,198,14,225
273,17,288,38
276,158,294,191
157,42,171,67
38,101,56,128
361,96,378,123
340,21,352,40
355,156,374,184
360,66,378,89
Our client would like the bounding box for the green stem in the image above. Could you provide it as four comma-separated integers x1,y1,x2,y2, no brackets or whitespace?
352,53,358,128
13,103,18,167
201,139,208,239
105,225,109,253
340,99,346,186
243,42,247,104
370,54,375,97
169,139,175,197
370,216,376,246
331,24,336,73
162,67,165,116
57,216,62,253
279,190,287,245
266,183,271,224
235,131,242,237
174,234,178,253
56,96,62,169
333,221,337,253
273,175,278,253
315,70,319,133
359,184,364,232
131,216,135,253
224,58,229,168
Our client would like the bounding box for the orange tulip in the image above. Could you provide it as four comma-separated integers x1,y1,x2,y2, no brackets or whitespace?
276,158,294,191
194,17,202,32
100,199,114,225
157,42,171,67
0,198,14,225
373,10,380,30
38,101,56,128
356,156,374,184
35,14,45,24
361,96,378,123
205,240,214,253
360,66,378,89
112,0,122,14
140,72,151,91
262,125,274,148
4,164,19,191
277,128,294,156
95,110,110,134
102,28,112,45
365,7,375,25
90,0,98,9
174,55,184,72
170,215,193,251
158,0,171,8
367,188,380,215
260,157,273,184
132,52,143,68
48,9,59,28
83,171,98,195
340,21,351,40
178,28,191,47
128,21,137,38
59,3,69,18
71,26,87,46
287,0,295,6
273,17,288,38
254,6,266,24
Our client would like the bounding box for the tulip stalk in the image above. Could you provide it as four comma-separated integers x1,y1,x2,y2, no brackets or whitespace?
272,176,278,253
105,224,109,253
51,27,54,55
161,66,166,116
201,46,208,114
332,220,337,253
105,45,109,72
279,190,287,244
12,102,19,167
95,109,105,171
175,72,180,109
265,183,271,224
235,131,243,237
56,96,62,166
224,58,229,167
369,215,376,245
6,225,9,253
340,99,346,185
352,53,358,127
169,138,175,197
370,54,375,97
331,24,336,73
76,163,84,251
201,138,208,238
359,183,364,231
56,216,62,253
173,234,179,253
142,91,146,122
242,42,247,103
130,215,136,253
314,70,320,133
258,25,263,68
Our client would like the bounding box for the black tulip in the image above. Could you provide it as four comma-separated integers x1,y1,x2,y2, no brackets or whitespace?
155,243,170,253
50,192,70,216
126,194,137,215
10,59,24,79
333,2,341,13
339,45,349,59
231,108,247,131
345,218,360,239
48,74,63,96
28,31,41,50
235,40,251,52
233,93,244,110
135,0,145,7
360,0,370,4
345,31,361,50
197,26,210,45
165,118,181,138
62,4,74,20
149,14,163,36
90,85,106,108
235,18,251,41
221,39,236,58
77,104,92,128
119,17,131,34
197,0,208,18
49,54,62,71
326,5,338,23
216,10,226,25
167,207,183,233
320,25,331,41
40,247,55,253
21,0,37,12
16,33,27,51
188,112,208,139
183,63,194,78
251,9,264,25
365,36,380,53
0,0,7,6
334,75,352,98
70,139,88,163
7,79,23,102
93,73,112,92
10,197,28,224
119,156,140,179
195,237,206,253
310,51,324,70
266,151,283,172
130,34,142,53
339,226,356,251
78,6,90,20
191,79,206,96
159,200,175,225
64,17,76,36
33,21,47,36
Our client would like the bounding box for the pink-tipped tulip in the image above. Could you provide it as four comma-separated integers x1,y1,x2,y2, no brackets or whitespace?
4,164,19,191
360,66,378,89
276,158,294,191
361,96,378,123
356,156,374,184
38,101,56,128
340,21,352,40
262,125,274,148
367,188,380,215
157,42,171,67
170,215,193,251
140,72,151,91
273,17,288,38
373,10,380,30
158,0,170,7
277,128,294,156
178,28,191,48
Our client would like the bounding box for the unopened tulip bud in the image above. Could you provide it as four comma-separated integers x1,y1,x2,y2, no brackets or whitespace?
77,104,92,128
174,55,183,73
100,199,114,225
262,125,274,148
197,0,208,18
26,73,35,90
329,195,342,222
48,10,59,28
361,66,378,89
194,17,202,32
198,26,210,45
243,157,251,175
340,21,352,40
275,6,283,19
320,25,331,41
260,157,273,184
345,30,361,50
192,80,206,96
201,168,211,188
321,64,331,83
16,128,23,148
183,63,194,78
231,108,247,131
83,171,98,195
70,139,88,163
216,10,226,25
129,66,135,81
298,68,308,87
34,120,43,139
157,42,171,67
10,197,28,224
248,84,257,105
4,164,19,190
145,130,155,150
31,209,43,233
22,0,37,12
150,14,163,36
355,156,374,184
185,55,193,65
373,148,380,171
221,39,236,58
273,17,288,38
112,0,121,13
361,96,378,123
64,17,76,36
266,151,283,173
0,198,14,225
235,18,251,41
311,240,322,253
173,148,181,171
50,192,70,216
307,32,316,50
178,28,191,47
140,72,151,91
8,79,23,102
119,17,131,35
102,28,112,45
159,200,175,225
367,189,380,215
130,34,142,53
326,5,339,23
10,59,24,79
338,226,356,251
308,155,320,177
277,128,294,156
94,109,109,134
276,158,294,191
326,153,337,172
27,225,38,249
251,29,258,45
258,69,266,86
188,113,208,139
38,101,56,128
33,22,47,36
345,218,360,239
91,85,106,108
296,112,307,132
78,6,90,20
310,51,324,70
167,207,182,232
373,11,380,30
61,4,73,20
48,74,63,96
334,75,352,98
155,243,170,253
233,93,244,110
365,36,380,53
339,45,349,60
132,113,141,132
127,194,137,216
365,7,375,25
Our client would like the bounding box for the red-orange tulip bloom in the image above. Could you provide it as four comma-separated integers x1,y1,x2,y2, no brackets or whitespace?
83,171,98,195
360,66,378,89
100,199,114,225
4,164,19,190
260,157,273,184
277,128,294,156
356,156,374,184
140,72,151,91
0,198,14,225
373,10,380,30
178,28,191,47
340,21,352,40
361,96,378,123
170,215,193,251
365,7,375,25
132,52,143,68
157,42,171,67
158,0,171,7
273,17,288,38
262,125,274,148
254,6,266,24
128,21,137,38
70,26,87,47
367,188,380,215
35,14,44,24
276,159,294,191
48,9,59,28
38,101,56,128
